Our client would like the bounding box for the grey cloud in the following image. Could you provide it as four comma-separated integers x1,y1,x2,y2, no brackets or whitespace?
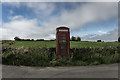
82,29,118,41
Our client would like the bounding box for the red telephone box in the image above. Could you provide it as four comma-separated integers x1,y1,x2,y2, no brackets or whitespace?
56,27,70,57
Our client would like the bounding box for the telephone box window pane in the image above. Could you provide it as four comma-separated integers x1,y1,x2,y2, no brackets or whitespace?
59,29,68,31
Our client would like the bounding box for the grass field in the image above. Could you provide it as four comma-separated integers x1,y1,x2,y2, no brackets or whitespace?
6,41,119,48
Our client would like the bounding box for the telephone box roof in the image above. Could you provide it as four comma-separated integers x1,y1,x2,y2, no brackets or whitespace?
56,27,69,30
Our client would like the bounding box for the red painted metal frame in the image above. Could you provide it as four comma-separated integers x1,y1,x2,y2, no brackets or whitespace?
56,27,70,57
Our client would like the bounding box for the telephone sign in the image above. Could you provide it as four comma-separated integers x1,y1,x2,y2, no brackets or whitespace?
56,27,70,57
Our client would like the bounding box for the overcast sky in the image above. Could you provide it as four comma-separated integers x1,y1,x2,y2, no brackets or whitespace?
0,2,118,41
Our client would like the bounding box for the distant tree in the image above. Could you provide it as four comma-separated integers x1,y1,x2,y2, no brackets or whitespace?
26,39,31,41
50,39,55,41
71,36,76,41
14,37,21,41
31,39,34,41
118,37,120,42
28,39,31,41
76,37,81,41
97,40,101,42
36,39,44,41
21,39,24,41
23,39,27,41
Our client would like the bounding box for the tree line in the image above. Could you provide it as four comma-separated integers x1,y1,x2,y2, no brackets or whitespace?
14,37,46,41
14,36,82,41
14,36,120,42
70,36,81,41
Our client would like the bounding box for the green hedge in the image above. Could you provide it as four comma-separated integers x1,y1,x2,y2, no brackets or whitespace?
2,47,120,66
71,47,119,65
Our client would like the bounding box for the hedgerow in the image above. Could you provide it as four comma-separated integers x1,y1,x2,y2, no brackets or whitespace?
2,46,120,66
